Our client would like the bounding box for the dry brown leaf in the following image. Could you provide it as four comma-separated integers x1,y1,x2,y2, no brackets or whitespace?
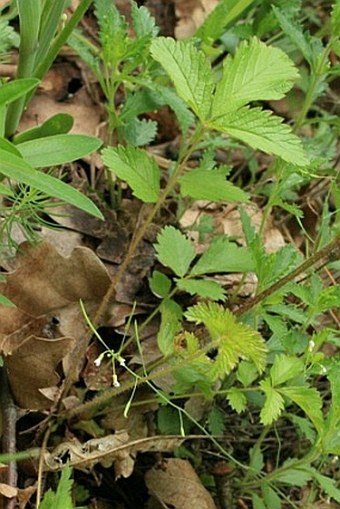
0,241,111,409
45,434,185,478
6,336,74,409
0,483,17,498
174,0,218,39
145,458,217,509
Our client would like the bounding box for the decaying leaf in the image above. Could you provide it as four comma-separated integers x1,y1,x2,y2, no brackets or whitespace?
0,241,111,409
0,483,18,498
44,433,185,478
145,458,217,509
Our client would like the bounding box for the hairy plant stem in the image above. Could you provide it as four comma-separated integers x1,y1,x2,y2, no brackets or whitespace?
66,233,340,420
61,124,205,398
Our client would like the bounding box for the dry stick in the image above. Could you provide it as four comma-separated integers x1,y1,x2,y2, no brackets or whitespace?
66,234,340,421
0,365,17,509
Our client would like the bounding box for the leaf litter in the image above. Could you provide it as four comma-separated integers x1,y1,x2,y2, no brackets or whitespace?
0,2,339,509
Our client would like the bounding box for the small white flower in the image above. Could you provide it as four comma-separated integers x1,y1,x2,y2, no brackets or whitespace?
308,340,315,352
112,374,121,388
94,356,102,367
118,356,126,366
331,455,339,464
320,365,327,375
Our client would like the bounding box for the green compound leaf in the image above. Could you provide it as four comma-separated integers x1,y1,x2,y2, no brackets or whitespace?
150,37,214,120
273,460,314,487
210,106,309,166
102,145,160,203
40,466,74,509
278,386,324,434
17,134,102,167
185,302,267,377
270,354,304,386
155,226,196,277
191,236,255,275
0,149,103,220
260,378,285,425
179,166,248,203
212,37,299,116
227,388,247,414
176,278,226,301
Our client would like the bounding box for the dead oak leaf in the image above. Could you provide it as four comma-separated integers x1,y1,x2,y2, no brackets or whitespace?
145,458,217,509
6,335,74,409
0,241,112,409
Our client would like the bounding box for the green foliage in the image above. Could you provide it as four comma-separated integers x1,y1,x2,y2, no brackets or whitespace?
102,145,160,202
2,2,339,508
151,35,308,165
150,37,214,121
0,149,103,220
185,302,267,376
40,467,74,509
155,226,196,277
179,166,248,203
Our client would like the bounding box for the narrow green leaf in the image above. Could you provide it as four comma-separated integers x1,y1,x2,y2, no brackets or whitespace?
13,113,74,144
331,3,340,38
176,278,226,301
270,354,304,386
17,134,102,168
0,137,21,157
0,78,39,107
212,37,299,116
191,237,255,275
273,7,321,67
210,106,309,166
150,37,214,120
179,166,248,203
227,388,247,414
196,0,255,43
102,145,160,203
0,293,16,307
260,378,285,425
0,149,103,220
279,386,324,433
155,226,196,277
